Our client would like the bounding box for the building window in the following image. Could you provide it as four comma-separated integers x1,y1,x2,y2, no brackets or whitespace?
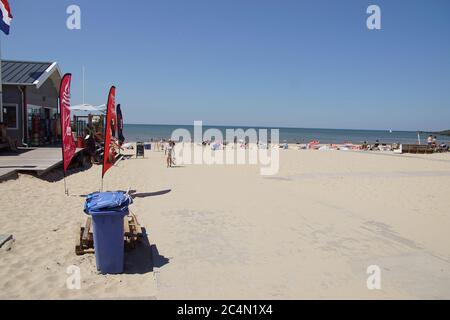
2,104,19,130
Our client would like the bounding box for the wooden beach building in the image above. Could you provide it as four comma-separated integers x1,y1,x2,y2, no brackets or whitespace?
0,60,86,181
1,60,62,147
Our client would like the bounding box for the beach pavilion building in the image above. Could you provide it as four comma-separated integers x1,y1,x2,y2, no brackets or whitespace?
1,60,63,147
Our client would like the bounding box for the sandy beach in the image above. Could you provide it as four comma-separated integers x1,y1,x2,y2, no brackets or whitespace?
1,147,450,299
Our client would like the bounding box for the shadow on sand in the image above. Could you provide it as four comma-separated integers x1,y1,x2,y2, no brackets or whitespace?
77,189,172,199
0,149,34,157
0,165,36,169
169,165,185,168
39,160,93,182
129,189,172,198
113,189,172,199
124,228,170,274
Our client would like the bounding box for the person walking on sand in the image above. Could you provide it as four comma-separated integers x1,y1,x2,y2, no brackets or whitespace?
164,139,168,155
166,140,175,167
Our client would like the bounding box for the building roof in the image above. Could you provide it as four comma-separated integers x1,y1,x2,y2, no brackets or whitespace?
1,60,62,88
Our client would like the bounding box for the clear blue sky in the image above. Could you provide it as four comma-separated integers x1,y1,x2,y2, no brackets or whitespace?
2,0,450,131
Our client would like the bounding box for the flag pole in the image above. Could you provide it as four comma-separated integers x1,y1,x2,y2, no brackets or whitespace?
101,86,115,192
82,65,85,105
59,73,75,196
63,172,68,195
0,34,4,124
0,0,13,125
58,96,68,196
101,111,106,192
101,110,105,192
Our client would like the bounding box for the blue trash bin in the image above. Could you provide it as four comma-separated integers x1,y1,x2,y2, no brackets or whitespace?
84,192,132,274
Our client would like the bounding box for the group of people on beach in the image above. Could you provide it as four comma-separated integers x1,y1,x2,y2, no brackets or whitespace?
147,134,449,169
427,135,448,151
83,123,124,165
427,135,438,147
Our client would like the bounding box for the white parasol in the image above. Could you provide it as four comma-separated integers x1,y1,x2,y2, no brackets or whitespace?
70,103,106,114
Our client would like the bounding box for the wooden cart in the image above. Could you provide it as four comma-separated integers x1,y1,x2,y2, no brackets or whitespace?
75,213,143,255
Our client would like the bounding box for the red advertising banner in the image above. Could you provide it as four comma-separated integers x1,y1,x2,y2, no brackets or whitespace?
102,86,116,178
59,73,76,172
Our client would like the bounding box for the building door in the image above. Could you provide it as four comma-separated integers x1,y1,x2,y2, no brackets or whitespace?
2,104,19,130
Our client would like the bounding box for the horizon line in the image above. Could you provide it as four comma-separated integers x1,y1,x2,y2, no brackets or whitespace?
123,122,444,133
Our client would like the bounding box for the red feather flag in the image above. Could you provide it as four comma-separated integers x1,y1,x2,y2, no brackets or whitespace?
102,86,117,178
59,73,76,172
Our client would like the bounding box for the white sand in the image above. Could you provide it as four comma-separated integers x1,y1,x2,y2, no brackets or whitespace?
1,147,450,299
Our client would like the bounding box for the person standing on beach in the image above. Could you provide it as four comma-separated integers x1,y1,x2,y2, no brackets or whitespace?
432,136,438,147
166,140,174,167
427,135,433,145
84,127,96,164
171,140,176,165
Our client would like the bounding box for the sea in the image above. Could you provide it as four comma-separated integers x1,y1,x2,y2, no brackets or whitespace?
123,124,448,145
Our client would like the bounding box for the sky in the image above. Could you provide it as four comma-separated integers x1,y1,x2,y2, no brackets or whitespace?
2,0,450,131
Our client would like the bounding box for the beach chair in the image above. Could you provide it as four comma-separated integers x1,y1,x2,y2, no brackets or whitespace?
0,125,17,152
136,142,145,158
0,123,9,150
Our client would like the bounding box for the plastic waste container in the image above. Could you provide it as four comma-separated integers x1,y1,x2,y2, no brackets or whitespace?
84,192,132,274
